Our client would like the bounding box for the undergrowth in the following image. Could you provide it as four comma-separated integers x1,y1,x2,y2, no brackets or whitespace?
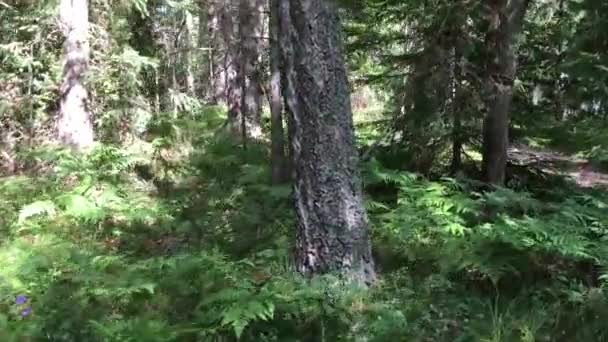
1,109,608,341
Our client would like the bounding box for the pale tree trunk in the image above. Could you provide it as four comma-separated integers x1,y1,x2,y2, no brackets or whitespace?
279,0,376,285
170,14,180,115
184,10,195,96
270,0,288,184
481,0,529,184
198,0,216,101
58,0,94,150
237,0,264,139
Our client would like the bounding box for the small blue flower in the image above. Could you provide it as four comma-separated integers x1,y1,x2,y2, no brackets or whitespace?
15,295,27,305
20,307,32,317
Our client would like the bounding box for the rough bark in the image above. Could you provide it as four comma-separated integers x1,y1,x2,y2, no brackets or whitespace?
279,0,376,285
235,0,263,139
57,0,94,150
270,0,288,183
481,0,529,184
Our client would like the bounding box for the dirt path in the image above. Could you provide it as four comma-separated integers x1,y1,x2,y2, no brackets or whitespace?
508,143,608,189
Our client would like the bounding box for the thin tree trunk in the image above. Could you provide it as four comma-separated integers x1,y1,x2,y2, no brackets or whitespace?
158,59,172,112
57,0,94,150
450,46,463,174
196,0,217,103
553,0,566,121
198,0,218,101
279,0,376,285
270,0,288,184
198,0,208,99
222,0,241,132
147,0,172,113
481,0,529,184
171,45,178,115
184,10,195,96
451,111,463,174
171,14,182,115
237,0,263,139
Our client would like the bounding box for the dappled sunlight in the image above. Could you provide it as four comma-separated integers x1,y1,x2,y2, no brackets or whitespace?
3,0,608,339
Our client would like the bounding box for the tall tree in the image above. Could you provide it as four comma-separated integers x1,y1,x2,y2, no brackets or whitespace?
222,0,242,133
57,0,94,150
269,0,287,183
237,0,263,138
183,8,195,96
481,0,529,184
279,0,376,284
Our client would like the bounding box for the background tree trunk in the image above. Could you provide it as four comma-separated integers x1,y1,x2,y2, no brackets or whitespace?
481,0,529,184
221,0,241,133
270,0,287,184
237,0,264,139
183,9,195,96
198,0,222,103
279,0,376,285
450,46,463,175
57,0,94,150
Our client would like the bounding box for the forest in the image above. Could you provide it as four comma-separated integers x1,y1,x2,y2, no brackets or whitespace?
1,0,608,340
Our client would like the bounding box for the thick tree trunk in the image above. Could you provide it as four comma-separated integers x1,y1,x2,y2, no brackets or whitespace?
270,0,288,184
57,0,94,150
481,0,529,184
237,0,264,139
279,0,376,285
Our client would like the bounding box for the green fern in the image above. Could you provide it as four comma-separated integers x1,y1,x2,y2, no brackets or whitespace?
18,200,56,223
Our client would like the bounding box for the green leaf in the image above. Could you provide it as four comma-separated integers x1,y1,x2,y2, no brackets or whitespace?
233,320,248,339
221,307,242,326
136,283,157,295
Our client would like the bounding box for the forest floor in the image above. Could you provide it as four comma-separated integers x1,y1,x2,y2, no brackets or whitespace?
509,143,608,188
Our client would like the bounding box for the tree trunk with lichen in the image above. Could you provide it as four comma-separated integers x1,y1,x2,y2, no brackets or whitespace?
279,0,376,285
481,0,529,184
57,0,94,150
